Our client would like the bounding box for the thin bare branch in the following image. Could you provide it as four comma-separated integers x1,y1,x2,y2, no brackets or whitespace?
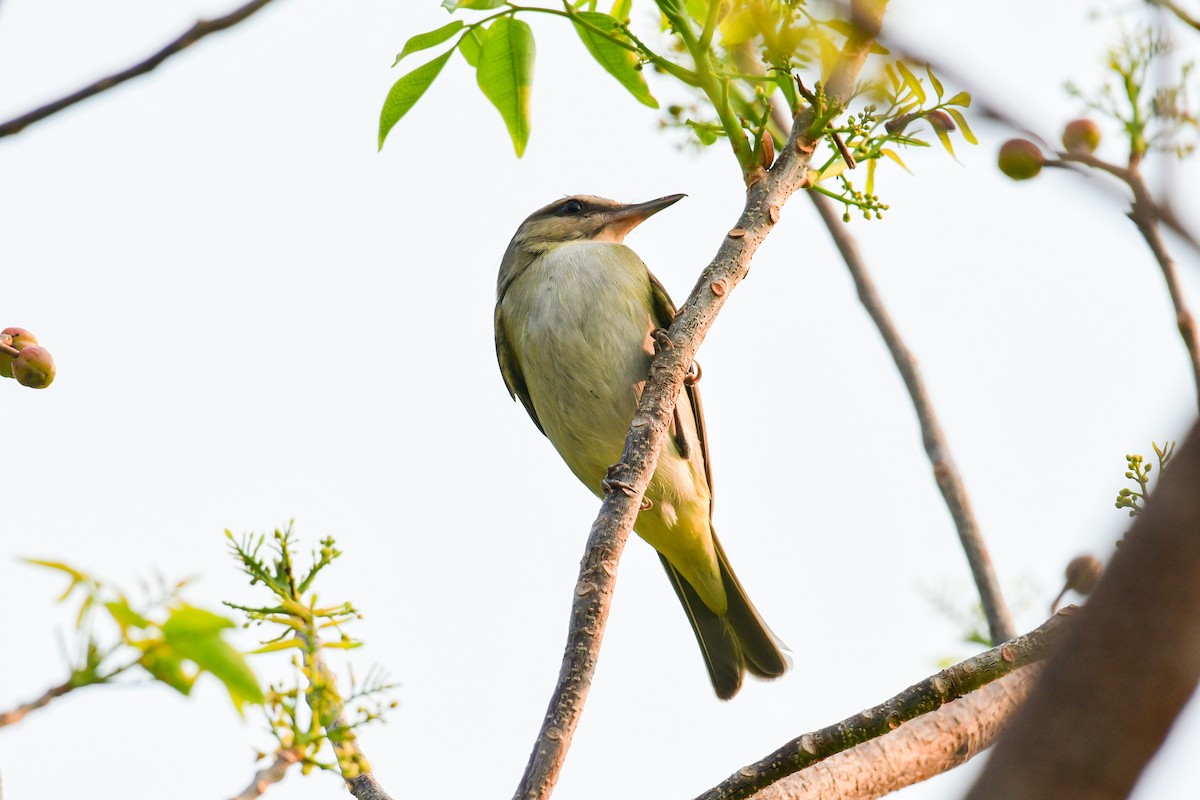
965,419,1200,800
0,0,281,139
1053,150,1200,407
697,611,1069,800
0,677,76,728
1147,0,1200,31
512,4,889,799
808,191,1015,643
228,748,303,800
748,665,1041,800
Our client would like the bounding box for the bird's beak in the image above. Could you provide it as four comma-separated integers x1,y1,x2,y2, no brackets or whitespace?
599,193,686,242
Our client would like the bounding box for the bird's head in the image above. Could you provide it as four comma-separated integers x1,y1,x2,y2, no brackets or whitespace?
511,194,685,250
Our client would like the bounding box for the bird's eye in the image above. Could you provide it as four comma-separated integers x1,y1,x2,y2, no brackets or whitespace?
561,199,584,215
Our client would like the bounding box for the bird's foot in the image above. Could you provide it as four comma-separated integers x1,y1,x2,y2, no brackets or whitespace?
684,359,703,386
601,463,638,497
652,328,673,353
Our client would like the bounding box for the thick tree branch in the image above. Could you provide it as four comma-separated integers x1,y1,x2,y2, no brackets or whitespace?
748,666,1041,800
0,0,281,139
965,419,1200,800
808,191,1015,643
698,611,1069,800
511,4,888,799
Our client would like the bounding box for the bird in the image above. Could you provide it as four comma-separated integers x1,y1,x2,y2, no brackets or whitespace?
493,193,788,699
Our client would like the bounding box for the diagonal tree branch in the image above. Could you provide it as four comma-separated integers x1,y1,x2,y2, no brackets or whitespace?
0,0,281,139
511,4,888,799
965,419,1200,800
698,611,1069,800
808,191,1015,643
746,669,1038,800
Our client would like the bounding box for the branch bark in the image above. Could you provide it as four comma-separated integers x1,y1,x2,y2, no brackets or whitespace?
698,611,1069,800
0,0,281,139
747,666,1040,800
229,748,303,800
965,419,1200,800
511,4,888,799
0,677,76,728
808,192,1015,643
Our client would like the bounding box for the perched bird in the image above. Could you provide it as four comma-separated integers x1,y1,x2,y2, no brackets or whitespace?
494,194,788,699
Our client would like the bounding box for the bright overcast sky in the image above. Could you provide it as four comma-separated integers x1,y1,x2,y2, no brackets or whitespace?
2,1,1199,798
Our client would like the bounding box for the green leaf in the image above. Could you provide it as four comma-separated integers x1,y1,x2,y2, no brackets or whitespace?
393,21,463,66
895,62,926,105
610,0,632,19
250,638,303,654
573,12,657,108
476,17,536,157
378,49,454,150
163,606,264,711
685,119,721,145
883,63,900,93
459,27,485,66
946,91,971,108
925,64,944,100
442,0,506,10
139,645,195,696
945,108,978,145
105,599,150,632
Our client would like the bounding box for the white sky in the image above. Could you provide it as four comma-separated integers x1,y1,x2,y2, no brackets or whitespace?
1,1,1198,798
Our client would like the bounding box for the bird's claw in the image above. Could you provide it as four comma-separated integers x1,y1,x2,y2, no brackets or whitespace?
602,463,638,497
684,359,702,386
652,328,673,353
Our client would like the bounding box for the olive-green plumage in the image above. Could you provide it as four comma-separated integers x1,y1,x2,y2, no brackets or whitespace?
494,194,787,699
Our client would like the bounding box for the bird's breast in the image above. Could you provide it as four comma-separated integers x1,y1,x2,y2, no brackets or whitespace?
501,241,656,489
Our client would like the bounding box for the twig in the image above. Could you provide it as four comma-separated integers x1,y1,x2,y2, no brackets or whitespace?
808,191,1016,643
511,4,888,799
0,678,77,727
1054,150,1200,407
965,419,1200,799
746,665,1042,800
697,610,1069,800
228,748,303,800
0,0,281,139
1147,0,1200,31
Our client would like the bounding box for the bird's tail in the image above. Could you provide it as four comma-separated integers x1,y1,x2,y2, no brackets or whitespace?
658,532,789,700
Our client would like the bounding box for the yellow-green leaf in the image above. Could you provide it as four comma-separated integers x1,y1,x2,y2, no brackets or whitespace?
442,0,506,10
105,599,150,632
477,17,536,157
925,64,944,100
250,639,303,654
880,147,913,174
945,108,978,145
946,91,971,108
610,0,632,19
895,61,926,104
573,12,657,108
393,21,463,66
932,122,956,158
378,49,454,150
140,646,195,696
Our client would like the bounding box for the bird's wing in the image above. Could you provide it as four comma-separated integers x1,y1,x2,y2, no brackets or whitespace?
648,271,715,508
494,303,546,435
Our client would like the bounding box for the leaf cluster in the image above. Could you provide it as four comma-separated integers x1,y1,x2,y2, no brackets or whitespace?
23,559,263,710
379,0,976,202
